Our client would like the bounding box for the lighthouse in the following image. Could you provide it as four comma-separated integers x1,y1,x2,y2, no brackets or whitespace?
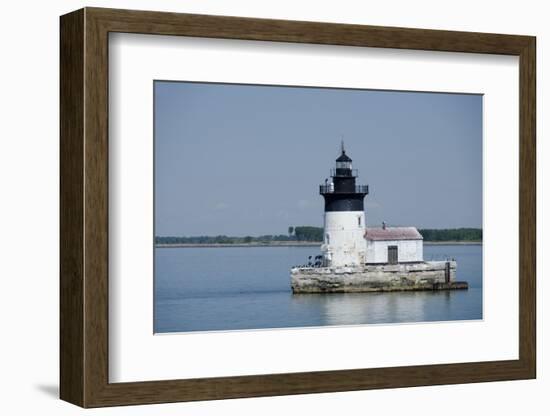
291,142,467,293
319,143,369,267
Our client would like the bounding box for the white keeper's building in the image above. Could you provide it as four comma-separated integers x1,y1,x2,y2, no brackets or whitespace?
364,225,423,264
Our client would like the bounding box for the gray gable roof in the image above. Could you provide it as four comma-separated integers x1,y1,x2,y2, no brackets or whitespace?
365,227,423,241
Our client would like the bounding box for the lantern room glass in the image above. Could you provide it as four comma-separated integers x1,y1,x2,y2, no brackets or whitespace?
336,161,352,170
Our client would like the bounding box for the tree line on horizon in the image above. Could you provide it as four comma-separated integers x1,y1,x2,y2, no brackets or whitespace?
155,227,482,245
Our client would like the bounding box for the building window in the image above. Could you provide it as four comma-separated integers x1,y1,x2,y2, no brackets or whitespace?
358,216,361,226
325,234,330,244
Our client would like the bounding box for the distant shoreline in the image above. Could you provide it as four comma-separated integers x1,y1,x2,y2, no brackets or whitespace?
155,241,482,248
155,241,320,248
424,241,482,245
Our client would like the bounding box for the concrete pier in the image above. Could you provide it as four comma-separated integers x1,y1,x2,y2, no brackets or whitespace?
290,260,468,293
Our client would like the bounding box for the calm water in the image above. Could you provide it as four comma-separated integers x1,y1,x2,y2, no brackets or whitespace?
154,245,482,333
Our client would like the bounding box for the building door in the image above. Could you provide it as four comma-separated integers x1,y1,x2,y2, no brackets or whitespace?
388,245,398,264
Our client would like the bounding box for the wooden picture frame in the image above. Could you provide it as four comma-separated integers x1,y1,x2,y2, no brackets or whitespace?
60,7,536,408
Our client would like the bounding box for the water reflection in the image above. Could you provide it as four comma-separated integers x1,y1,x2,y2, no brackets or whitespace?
291,291,454,326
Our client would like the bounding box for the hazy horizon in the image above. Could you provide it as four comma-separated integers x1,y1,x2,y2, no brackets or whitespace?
155,226,482,238
155,81,482,236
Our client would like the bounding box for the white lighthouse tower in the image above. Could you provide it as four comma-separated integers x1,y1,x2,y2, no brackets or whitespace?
319,143,369,267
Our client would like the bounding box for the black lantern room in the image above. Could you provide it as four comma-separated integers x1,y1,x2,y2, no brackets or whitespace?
319,143,369,211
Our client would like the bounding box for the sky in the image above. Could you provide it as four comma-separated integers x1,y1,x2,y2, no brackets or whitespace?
154,81,482,236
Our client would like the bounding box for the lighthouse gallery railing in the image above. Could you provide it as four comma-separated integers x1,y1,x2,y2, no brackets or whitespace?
319,184,369,194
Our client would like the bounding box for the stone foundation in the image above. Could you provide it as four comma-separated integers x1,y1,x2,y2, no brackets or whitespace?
290,261,468,293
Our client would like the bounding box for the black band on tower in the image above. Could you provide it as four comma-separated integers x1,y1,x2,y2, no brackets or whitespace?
324,195,365,212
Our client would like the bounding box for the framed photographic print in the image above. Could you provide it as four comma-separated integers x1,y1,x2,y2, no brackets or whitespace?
60,7,536,408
